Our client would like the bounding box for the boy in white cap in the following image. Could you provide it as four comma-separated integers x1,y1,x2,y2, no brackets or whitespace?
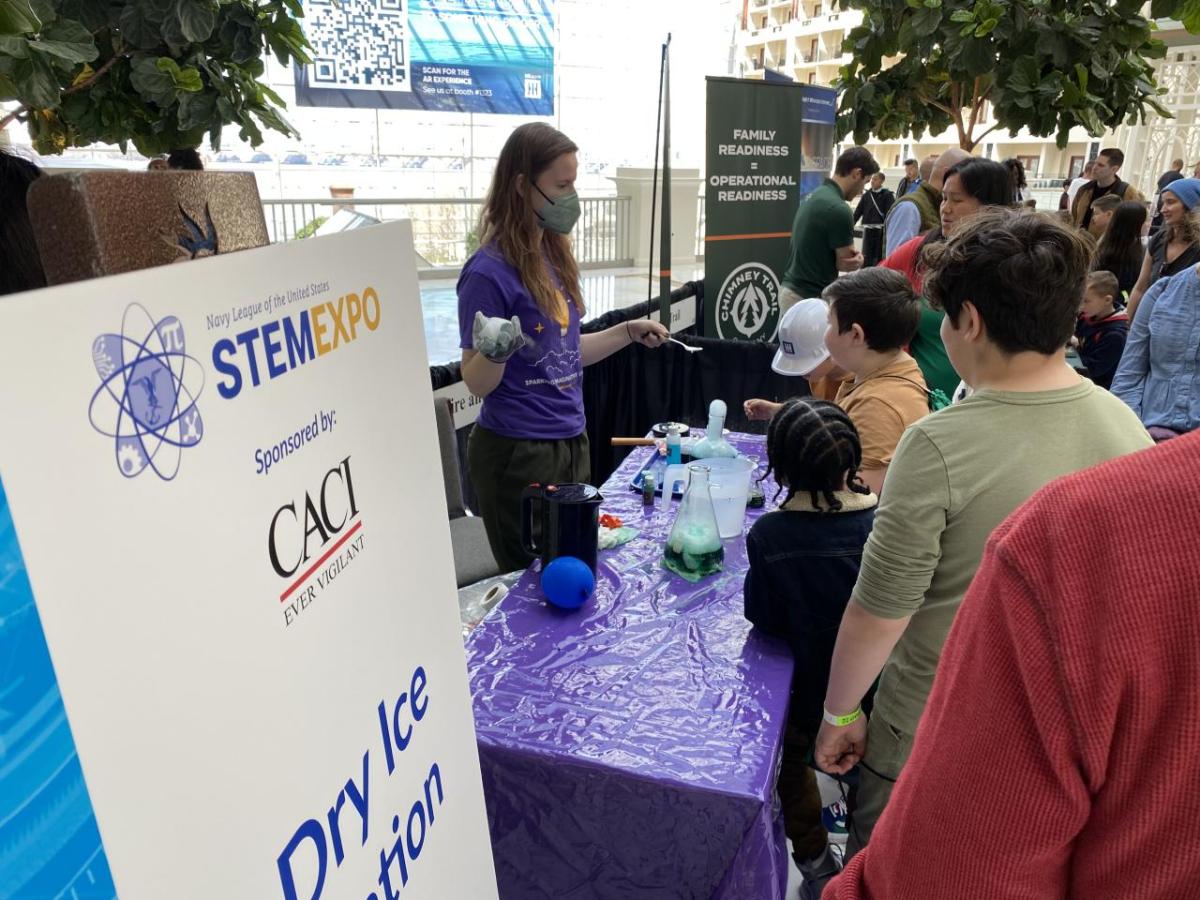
746,269,929,495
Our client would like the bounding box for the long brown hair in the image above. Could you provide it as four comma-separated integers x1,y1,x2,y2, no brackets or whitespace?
1166,205,1200,248
1093,200,1146,279
478,123,583,317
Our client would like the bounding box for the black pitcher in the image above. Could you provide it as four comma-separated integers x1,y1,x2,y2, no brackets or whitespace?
520,483,602,573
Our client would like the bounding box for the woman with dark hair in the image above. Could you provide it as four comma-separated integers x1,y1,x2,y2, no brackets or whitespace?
881,157,1011,398
1128,177,1200,321
1002,157,1028,204
457,123,668,570
0,151,47,296
1093,200,1147,297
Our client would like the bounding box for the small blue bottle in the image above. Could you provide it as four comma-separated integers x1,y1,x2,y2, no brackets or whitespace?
666,427,682,465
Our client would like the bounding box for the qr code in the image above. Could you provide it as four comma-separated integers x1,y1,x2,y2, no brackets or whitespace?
306,0,411,92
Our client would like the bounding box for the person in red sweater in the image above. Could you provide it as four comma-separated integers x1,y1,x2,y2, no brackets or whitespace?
824,432,1200,899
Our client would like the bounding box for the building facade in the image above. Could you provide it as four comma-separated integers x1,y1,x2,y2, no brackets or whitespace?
735,0,1198,194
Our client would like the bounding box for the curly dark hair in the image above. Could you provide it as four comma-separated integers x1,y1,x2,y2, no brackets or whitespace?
923,207,1093,355
762,397,871,511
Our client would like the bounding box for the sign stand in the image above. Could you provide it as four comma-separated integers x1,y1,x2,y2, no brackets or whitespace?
0,223,498,900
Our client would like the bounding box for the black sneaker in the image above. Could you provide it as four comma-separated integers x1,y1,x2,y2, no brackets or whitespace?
797,845,842,900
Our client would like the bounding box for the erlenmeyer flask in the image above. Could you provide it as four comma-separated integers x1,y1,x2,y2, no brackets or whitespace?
663,464,725,581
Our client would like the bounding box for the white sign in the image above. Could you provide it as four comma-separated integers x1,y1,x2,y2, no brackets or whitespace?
0,223,497,900
433,379,486,430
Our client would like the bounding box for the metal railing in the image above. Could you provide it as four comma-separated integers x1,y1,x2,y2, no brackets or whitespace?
261,196,633,269
796,48,839,63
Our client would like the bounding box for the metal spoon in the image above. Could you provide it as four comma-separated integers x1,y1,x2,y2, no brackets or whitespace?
667,337,703,353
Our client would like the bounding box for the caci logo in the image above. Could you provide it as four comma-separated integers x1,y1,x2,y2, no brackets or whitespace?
269,456,366,627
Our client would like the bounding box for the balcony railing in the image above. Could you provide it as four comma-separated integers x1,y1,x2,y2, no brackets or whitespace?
796,48,840,63
261,196,634,271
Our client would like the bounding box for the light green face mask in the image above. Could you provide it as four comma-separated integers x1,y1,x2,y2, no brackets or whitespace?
535,185,581,235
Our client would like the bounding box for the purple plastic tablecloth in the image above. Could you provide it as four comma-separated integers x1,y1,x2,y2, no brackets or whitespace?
466,433,794,899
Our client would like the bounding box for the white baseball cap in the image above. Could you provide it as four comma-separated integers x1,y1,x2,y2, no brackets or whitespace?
772,298,830,376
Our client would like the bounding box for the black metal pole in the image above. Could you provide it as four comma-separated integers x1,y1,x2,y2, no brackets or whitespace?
647,41,667,312
659,34,672,328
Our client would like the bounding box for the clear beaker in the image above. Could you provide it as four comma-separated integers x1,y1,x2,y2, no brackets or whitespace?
705,456,757,539
663,464,725,581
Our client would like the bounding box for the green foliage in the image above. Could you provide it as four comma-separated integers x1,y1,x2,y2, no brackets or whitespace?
294,214,326,239
0,0,311,156
835,0,1172,150
1154,0,1200,34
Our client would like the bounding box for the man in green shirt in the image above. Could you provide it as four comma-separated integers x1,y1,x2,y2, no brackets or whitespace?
781,147,879,311
812,208,1152,858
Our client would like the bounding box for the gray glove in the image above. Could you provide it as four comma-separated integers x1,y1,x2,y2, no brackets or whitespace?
473,311,526,362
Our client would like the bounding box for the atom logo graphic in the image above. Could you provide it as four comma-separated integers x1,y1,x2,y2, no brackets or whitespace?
88,303,205,481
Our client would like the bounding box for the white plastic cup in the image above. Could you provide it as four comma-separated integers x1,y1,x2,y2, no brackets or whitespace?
704,456,757,539
662,464,691,496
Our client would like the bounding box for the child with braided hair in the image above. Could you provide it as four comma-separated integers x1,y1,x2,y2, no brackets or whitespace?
743,398,877,898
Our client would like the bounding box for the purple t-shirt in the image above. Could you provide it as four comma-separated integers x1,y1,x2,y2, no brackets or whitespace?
457,246,585,440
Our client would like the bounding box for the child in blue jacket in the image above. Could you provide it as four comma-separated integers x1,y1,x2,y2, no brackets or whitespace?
1075,270,1129,390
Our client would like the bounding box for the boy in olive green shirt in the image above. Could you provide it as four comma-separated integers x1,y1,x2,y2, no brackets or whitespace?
813,208,1152,859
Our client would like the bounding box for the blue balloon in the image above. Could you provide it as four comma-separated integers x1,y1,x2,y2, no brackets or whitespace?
541,556,595,609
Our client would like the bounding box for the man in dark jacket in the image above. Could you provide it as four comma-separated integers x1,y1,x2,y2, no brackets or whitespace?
853,173,895,267
1071,147,1144,235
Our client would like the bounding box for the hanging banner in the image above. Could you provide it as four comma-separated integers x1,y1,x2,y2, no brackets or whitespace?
799,85,838,196
295,0,555,115
0,223,498,899
702,79,837,341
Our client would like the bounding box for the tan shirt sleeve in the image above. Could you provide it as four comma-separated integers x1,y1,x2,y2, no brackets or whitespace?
843,394,909,470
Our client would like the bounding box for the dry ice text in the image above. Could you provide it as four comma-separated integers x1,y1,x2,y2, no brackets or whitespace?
277,664,446,900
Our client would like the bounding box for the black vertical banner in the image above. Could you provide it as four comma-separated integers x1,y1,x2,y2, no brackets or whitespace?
703,79,837,341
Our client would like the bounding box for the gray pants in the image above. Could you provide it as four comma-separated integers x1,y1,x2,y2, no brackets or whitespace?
845,712,914,860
